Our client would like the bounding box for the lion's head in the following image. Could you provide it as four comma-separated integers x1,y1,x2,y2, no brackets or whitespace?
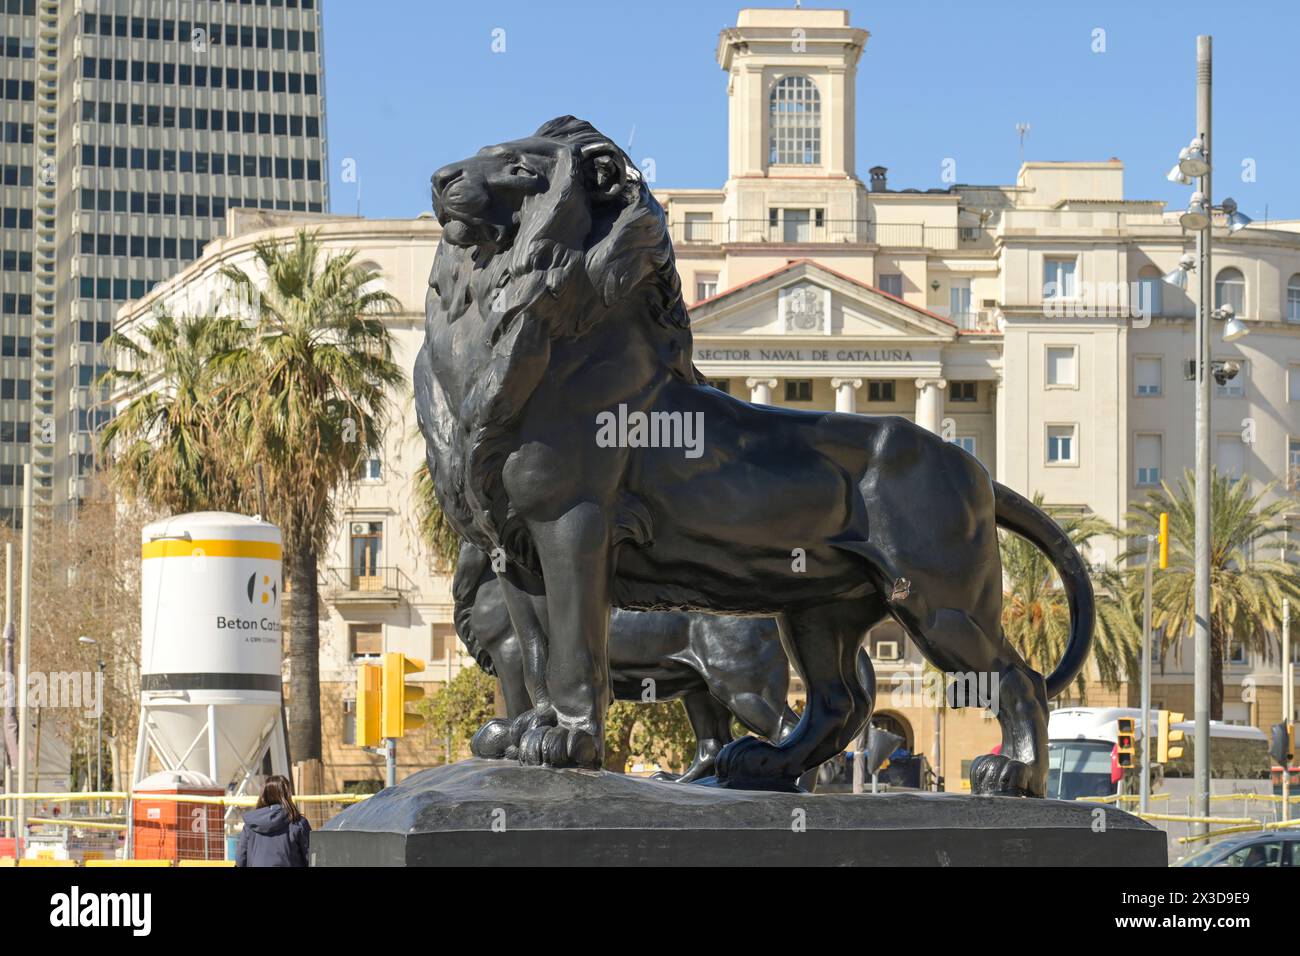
427,116,690,343
417,117,697,567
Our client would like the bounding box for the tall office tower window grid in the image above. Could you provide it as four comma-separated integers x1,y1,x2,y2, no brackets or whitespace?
0,0,39,525
41,0,330,517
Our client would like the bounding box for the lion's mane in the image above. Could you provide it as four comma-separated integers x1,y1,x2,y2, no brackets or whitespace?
415,116,696,571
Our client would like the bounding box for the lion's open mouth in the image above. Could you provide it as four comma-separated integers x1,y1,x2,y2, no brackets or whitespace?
437,205,517,250
442,219,492,248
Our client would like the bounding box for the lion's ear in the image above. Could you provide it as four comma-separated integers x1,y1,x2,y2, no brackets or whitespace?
582,144,626,202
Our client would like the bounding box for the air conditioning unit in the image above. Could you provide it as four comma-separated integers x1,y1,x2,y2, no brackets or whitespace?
351,522,367,535
874,640,901,661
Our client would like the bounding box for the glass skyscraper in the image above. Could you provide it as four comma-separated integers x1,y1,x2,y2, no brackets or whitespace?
1,0,329,522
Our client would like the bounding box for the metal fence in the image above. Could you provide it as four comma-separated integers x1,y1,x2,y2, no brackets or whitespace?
1082,790,1300,863
1,790,369,865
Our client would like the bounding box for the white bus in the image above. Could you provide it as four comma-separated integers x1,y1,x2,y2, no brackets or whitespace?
1046,706,1270,801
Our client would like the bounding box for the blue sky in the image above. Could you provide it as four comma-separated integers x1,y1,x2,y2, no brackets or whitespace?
321,0,1300,221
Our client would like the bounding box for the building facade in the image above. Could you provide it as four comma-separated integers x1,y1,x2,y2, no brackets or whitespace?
0,0,41,524
116,7,1299,789
1,0,329,520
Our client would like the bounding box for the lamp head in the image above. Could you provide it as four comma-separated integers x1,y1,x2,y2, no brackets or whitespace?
1162,253,1196,288
1178,138,1210,178
1179,192,1210,231
1222,316,1250,342
1221,198,1252,233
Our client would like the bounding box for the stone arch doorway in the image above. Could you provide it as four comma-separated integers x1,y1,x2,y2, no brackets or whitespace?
870,710,913,752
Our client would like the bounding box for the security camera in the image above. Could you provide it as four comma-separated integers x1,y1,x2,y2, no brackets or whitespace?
1211,360,1240,387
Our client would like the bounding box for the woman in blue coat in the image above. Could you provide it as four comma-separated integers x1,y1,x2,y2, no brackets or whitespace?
236,775,311,867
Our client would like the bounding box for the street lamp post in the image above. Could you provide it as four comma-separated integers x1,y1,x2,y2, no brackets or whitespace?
1192,33,1214,836
97,660,104,796
1140,534,1155,814
1166,37,1253,834
78,636,104,815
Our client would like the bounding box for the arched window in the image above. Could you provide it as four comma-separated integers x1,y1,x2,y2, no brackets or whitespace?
769,75,821,165
1136,265,1163,317
1287,274,1300,323
1215,267,1246,316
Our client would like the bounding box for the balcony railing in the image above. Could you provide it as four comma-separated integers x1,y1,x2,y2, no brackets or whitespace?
672,219,730,245
322,566,410,603
939,309,1002,333
669,220,989,250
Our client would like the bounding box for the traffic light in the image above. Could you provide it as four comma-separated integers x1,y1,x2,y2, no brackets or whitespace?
355,663,382,748
381,652,426,739
1116,716,1136,769
1270,722,1294,765
1157,512,1169,570
1156,710,1185,763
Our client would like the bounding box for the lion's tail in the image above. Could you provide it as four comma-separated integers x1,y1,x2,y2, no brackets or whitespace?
993,482,1095,698
451,542,497,676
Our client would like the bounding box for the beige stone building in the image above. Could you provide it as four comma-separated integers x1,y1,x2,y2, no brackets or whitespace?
117,7,1300,790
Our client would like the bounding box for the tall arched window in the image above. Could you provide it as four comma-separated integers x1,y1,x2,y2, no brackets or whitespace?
1215,267,1246,316
1136,265,1163,317
1287,274,1300,323
769,75,821,165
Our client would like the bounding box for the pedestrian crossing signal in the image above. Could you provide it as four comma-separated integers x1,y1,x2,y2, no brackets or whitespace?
1116,716,1136,769
1157,710,1184,763
381,653,426,738
355,663,382,748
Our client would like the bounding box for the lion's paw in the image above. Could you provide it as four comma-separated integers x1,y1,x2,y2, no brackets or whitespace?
714,737,802,792
518,724,601,769
969,753,1040,797
506,705,557,750
470,718,515,760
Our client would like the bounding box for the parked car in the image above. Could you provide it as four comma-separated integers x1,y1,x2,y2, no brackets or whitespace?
1175,832,1300,867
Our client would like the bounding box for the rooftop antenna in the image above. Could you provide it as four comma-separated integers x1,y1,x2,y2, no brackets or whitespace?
1016,123,1031,165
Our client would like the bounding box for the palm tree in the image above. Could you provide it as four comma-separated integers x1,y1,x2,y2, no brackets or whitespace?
1000,495,1140,700
413,460,460,572
100,312,249,514
1125,469,1300,720
220,230,402,764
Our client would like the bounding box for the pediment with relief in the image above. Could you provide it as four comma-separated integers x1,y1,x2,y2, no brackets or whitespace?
690,261,958,342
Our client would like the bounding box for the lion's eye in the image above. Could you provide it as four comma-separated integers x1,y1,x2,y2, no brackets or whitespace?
509,163,535,177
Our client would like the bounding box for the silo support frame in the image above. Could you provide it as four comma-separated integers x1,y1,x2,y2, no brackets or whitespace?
130,706,290,794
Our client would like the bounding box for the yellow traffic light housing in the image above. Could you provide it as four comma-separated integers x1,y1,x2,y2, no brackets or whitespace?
1116,716,1136,769
355,663,382,748
1157,710,1185,763
1157,512,1169,570
381,652,426,738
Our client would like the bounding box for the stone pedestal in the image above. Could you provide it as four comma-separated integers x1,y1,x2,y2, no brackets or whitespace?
311,759,1166,867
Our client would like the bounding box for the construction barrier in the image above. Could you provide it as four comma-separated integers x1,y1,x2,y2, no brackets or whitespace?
0,791,371,863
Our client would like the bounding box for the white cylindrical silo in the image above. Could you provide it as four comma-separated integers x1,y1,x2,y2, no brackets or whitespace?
135,512,289,791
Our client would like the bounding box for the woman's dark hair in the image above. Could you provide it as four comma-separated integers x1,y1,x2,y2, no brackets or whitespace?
256,774,302,822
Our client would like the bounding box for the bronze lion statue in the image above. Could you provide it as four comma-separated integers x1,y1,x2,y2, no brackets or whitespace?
414,116,1094,795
